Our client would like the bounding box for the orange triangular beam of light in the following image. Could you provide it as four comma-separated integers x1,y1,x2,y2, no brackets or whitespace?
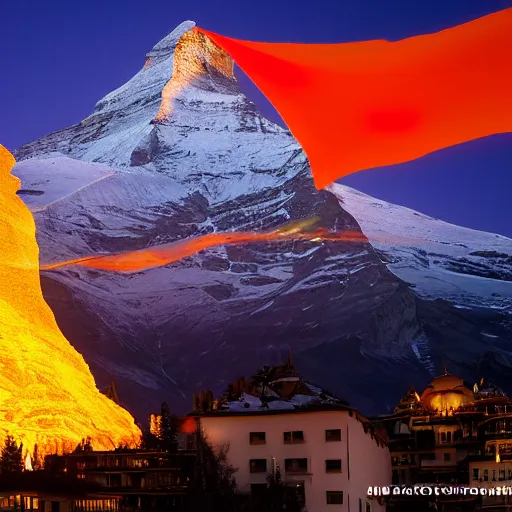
197,8,512,190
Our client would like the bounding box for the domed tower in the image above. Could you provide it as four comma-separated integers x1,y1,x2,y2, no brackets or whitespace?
420,369,474,415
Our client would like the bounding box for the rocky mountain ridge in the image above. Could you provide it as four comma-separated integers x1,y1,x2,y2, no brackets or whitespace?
13,21,512,418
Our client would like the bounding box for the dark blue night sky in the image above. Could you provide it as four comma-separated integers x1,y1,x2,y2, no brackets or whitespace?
4,0,512,236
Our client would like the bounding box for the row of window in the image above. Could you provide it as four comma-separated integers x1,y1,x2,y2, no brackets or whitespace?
250,429,342,445
473,468,512,481
392,452,452,466
249,458,342,474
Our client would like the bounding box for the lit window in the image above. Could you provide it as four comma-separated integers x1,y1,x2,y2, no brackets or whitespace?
283,431,304,444
250,459,267,473
326,491,343,504
249,432,266,445
325,429,341,442
325,459,342,473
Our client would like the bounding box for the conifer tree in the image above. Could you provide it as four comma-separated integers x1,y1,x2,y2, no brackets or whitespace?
189,428,238,512
159,402,178,452
31,444,42,471
0,435,23,474
140,428,159,451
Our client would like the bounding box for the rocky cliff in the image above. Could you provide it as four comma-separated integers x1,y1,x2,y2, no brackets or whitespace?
0,145,140,455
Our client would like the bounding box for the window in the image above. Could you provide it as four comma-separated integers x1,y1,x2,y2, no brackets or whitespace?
249,459,267,473
366,501,372,512
484,469,489,481
444,453,451,461
473,468,480,481
447,431,452,444
492,470,497,481
325,459,342,473
285,458,308,473
508,470,512,480
283,431,304,444
326,491,343,505
326,429,342,442
440,432,446,444
249,432,266,445
500,469,506,480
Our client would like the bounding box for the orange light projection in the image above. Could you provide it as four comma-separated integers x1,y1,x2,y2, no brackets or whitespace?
41,218,368,273
0,145,140,456
197,8,512,189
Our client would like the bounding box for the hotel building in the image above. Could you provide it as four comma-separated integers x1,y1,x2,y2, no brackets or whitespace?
193,355,391,511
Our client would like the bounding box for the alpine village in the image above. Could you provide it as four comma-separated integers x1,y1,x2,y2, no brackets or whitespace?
0,354,511,512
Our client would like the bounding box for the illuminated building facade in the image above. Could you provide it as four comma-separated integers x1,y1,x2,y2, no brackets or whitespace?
63,450,195,511
193,357,391,511
0,494,121,512
372,370,512,511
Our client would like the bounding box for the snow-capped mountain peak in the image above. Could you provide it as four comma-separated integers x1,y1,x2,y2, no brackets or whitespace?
12,21,512,418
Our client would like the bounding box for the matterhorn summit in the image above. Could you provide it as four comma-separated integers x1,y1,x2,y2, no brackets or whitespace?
13,22,512,417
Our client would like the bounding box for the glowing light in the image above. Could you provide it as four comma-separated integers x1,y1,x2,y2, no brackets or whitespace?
40,214,442,274
41,222,368,273
0,145,140,456
497,453,501,463
197,8,512,189
24,453,32,471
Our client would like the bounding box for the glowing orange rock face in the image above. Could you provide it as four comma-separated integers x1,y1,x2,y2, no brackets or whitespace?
0,145,140,456
198,8,512,189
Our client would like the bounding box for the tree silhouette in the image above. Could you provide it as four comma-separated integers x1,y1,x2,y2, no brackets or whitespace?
241,469,304,511
73,437,93,453
159,402,178,452
188,428,238,512
0,435,23,474
31,444,42,471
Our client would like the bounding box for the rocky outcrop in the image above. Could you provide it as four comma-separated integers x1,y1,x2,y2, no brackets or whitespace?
0,145,140,455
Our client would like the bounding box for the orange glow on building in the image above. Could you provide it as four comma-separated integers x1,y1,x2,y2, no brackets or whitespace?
197,8,512,189
0,145,140,456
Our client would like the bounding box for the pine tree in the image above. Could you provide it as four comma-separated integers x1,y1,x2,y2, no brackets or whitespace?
31,443,42,471
73,436,93,453
140,428,159,451
159,402,178,452
189,428,238,512
0,435,23,474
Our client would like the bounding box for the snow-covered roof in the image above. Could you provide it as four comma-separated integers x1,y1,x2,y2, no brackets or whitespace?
198,358,351,415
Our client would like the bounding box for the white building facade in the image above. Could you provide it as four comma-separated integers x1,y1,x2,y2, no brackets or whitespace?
199,408,391,512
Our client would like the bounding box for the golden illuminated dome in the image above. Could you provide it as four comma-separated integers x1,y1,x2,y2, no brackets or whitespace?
421,372,474,413
0,145,140,456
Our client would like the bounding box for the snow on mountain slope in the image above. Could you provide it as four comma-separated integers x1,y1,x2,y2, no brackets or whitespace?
12,22,512,417
329,183,512,311
16,156,116,212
